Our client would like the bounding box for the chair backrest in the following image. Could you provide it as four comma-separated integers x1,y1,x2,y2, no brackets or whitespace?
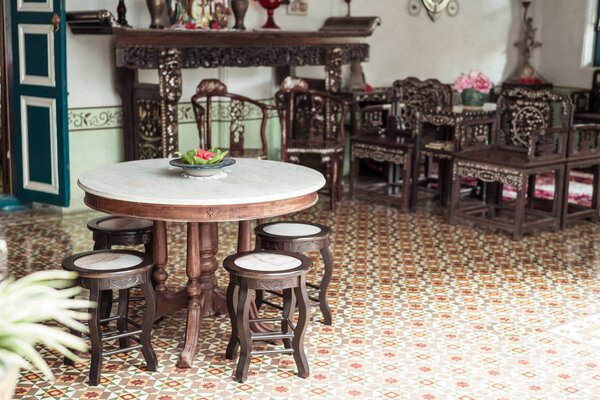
191,79,273,155
389,77,453,132
495,86,572,161
275,77,348,161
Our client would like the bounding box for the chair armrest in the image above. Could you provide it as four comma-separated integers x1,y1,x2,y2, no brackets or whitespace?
570,123,600,158
528,126,568,161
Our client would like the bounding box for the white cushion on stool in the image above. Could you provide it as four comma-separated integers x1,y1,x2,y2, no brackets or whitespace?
235,253,302,272
263,223,321,237
74,253,143,271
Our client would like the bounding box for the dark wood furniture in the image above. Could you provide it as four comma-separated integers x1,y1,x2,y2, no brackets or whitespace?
223,250,312,383
191,79,276,159
87,216,154,319
570,70,600,124
78,158,325,368
109,28,374,160
562,123,600,228
275,78,349,211
349,77,453,211
253,221,333,325
62,249,157,386
340,87,392,138
416,105,496,206
450,86,572,240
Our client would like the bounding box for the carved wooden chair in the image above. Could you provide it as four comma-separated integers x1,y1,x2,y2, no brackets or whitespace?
349,77,452,212
449,86,572,240
571,70,600,124
562,123,600,228
191,79,276,159
275,77,348,211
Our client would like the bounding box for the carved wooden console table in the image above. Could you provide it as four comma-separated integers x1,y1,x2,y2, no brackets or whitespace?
112,27,375,160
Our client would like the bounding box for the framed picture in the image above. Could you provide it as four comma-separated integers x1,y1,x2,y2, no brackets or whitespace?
287,0,308,16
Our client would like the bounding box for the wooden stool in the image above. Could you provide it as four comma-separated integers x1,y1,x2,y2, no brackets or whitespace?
223,250,312,383
62,249,158,386
87,216,153,252
254,221,333,325
87,216,154,318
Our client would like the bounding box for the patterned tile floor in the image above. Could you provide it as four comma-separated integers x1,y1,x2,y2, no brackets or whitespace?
3,198,600,399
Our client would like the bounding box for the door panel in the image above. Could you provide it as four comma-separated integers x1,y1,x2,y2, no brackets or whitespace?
11,0,69,206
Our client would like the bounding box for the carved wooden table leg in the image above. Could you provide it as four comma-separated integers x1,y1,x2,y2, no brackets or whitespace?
154,221,187,320
178,223,203,368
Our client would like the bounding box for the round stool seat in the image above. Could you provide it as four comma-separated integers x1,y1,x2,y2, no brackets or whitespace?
63,249,153,278
224,251,312,280
87,216,153,233
256,221,329,241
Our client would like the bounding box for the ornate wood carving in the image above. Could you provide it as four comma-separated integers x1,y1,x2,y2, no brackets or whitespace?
100,274,145,290
352,143,409,164
454,160,523,190
255,277,296,291
116,43,369,69
159,49,182,158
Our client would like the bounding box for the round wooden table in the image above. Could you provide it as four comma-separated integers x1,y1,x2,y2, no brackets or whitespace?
78,158,325,367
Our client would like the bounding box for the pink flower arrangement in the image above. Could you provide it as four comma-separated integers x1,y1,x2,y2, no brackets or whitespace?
454,70,492,94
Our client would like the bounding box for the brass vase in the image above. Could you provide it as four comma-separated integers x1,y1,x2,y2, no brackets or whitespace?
146,0,166,29
231,0,249,30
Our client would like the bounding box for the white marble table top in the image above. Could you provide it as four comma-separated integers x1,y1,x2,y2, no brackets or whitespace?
78,158,326,206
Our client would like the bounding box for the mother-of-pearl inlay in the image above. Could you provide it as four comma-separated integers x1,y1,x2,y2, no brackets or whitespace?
78,158,325,206
234,253,302,272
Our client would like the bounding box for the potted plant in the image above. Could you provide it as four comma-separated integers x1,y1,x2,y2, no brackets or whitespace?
454,69,492,109
0,262,91,400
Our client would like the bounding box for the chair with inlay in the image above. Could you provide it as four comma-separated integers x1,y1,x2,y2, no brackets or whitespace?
62,249,157,386
275,77,349,211
253,221,333,325
191,79,277,159
87,216,154,318
223,250,312,383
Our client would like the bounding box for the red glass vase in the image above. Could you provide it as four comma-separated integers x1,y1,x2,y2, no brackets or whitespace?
256,0,282,29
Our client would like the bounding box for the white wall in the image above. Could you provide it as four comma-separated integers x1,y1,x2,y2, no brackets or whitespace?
538,0,595,88
66,0,533,107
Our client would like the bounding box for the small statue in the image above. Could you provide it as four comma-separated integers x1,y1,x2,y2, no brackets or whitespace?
167,0,189,27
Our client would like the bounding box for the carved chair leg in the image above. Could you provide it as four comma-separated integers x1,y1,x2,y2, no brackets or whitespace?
88,281,103,386
561,165,571,230
402,159,412,213
318,246,333,325
292,275,310,379
349,156,358,199
593,164,600,222
512,173,527,241
234,281,252,383
449,165,461,224
527,174,536,209
553,166,565,232
140,270,158,371
225,280,239,360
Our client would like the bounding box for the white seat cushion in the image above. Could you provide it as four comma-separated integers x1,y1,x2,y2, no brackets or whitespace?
234,253,302,272
262,223,321,237
74,252,143,271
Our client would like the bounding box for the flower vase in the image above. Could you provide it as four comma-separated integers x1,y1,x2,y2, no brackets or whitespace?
461,89,487,109
146,0,167,29
257,0,283,30
231,0,249,30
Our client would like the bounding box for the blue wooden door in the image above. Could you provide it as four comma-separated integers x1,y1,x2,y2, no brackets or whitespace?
10,0,69,206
